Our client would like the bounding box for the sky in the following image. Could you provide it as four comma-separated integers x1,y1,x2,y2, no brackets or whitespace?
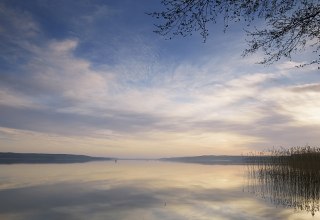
0,0,319,158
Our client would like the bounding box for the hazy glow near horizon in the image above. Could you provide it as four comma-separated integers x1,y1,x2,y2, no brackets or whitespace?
0,0,319,158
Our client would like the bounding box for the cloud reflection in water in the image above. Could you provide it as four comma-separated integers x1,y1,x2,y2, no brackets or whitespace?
0,161,317,220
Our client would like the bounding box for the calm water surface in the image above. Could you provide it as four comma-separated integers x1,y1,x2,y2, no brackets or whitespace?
0,161,318,220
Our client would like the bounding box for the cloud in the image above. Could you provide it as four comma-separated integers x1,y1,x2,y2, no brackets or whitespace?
0,2,39,38
0,0,319,156
0,88,41,109
291,83,320,92
1,35,319,155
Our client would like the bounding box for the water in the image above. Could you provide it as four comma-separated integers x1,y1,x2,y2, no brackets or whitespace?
247,163,320,217
0,161,318,220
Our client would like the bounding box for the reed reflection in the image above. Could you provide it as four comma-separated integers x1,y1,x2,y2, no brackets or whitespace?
247,159,320,216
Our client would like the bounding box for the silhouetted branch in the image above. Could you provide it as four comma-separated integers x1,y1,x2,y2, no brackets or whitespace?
148,0,320,67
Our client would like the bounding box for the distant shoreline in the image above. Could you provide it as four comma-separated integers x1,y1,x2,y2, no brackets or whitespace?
0,152,288,165
0,153,249,165
0,152,114,164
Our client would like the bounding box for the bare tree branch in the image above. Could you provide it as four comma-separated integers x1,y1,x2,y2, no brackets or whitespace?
148,0,320,68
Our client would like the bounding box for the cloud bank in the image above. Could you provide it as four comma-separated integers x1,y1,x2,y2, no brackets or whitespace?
0,1,319,157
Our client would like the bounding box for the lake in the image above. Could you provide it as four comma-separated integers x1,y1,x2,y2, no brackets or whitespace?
0,161,319,220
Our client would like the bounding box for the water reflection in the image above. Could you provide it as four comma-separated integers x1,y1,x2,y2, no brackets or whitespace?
0,161,319,219
247,163,320,216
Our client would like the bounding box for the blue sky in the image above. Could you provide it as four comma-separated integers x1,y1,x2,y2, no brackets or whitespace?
0,0,319,158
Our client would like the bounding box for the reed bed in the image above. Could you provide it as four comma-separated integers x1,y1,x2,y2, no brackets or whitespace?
245,146,320,216
245,146,320,170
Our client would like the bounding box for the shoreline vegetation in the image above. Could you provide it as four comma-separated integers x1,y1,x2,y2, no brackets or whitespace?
246,146,320,216
0,152,114,164
245,146,320,170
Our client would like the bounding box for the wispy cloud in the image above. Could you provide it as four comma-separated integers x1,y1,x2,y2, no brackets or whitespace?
0,1,319,157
